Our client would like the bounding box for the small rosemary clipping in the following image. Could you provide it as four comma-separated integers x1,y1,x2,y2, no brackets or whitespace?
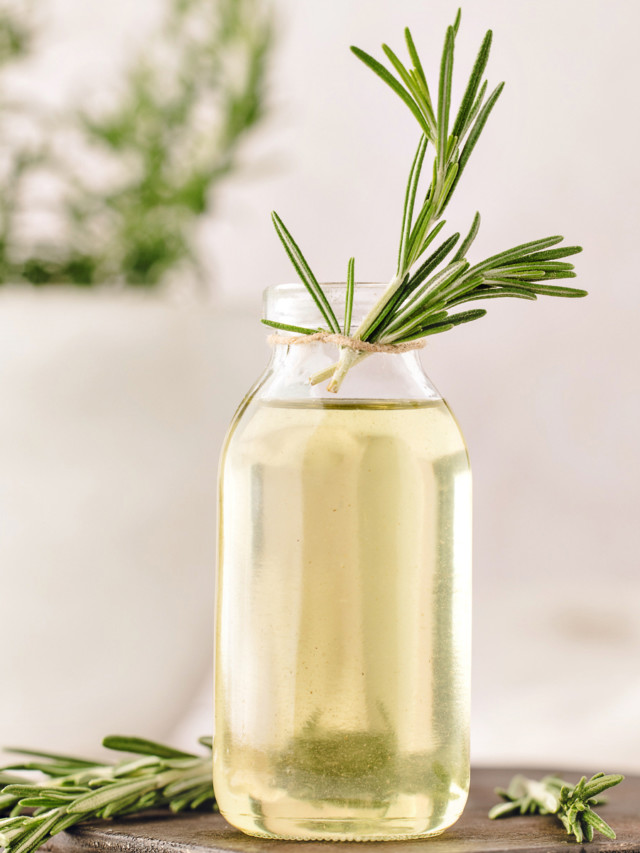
489,772,624,843
0,736,216,853
264,9,586,392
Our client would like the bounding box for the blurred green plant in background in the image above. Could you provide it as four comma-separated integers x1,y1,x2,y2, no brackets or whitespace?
0,0,272,286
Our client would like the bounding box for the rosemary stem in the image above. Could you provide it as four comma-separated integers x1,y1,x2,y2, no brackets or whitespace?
355,272,405,340
324,272,404,391
309,353,370,386
326,348,365,392
309,364,337,385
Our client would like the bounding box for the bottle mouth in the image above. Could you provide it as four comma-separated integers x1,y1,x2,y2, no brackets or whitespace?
263,282,388,329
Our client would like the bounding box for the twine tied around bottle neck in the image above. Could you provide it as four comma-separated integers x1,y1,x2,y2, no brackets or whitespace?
267,331,425,354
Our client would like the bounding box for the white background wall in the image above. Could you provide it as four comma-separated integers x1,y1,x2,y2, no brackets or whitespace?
6,0,640,771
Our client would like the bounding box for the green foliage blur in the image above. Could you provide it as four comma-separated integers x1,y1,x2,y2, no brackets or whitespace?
0,0,272,286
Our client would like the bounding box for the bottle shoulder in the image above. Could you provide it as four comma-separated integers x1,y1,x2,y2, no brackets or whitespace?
222,395,469,469
221,345,468,463
251,348,445,403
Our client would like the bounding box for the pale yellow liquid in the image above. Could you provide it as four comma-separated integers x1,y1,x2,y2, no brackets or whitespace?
215,399,471,840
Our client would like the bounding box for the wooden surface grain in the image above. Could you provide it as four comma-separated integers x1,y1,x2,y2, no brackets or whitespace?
42,768,639,853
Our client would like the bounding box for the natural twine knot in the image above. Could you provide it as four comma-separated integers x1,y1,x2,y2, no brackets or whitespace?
267,331,425,354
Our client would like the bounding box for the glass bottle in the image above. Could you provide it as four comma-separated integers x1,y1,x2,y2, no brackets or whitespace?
214,283,472,841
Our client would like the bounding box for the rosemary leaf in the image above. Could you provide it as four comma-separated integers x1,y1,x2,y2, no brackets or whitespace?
160,774,212,798
395,323,454,342
452,30,493,139
531,270,579,280
1,765,83,778
489,262,574,274
437,160,459,211
446,80,505,204
461,79,489,139
190,789,216,810
384,308,450,342
350,46,432,137
418,259,471,305
404,28,432,109
452,212,481,262
448,287,537,304
102,736,198,760
406,229,459,290
398,135,429,272
260,319,320,336
271,212,340,333
2,750,96,768
384,259,469,336
469,236,565,274
435,307,487,327
406,200,437,266
526,283,587,297
582,809,616,840
68,779,156,814
382,44,435,138
365,274,412,341
344,257,355,336
452,8,462,36
437,25,455,165
398,307,486,341
518,245,583,262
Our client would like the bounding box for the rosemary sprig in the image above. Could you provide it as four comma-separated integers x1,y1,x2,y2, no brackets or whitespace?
264,9,586,392
0,736,216,853
489,772,624,843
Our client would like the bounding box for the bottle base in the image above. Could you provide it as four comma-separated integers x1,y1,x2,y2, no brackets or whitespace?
221,812,454,841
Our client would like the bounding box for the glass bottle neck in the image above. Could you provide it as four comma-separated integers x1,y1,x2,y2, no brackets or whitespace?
261,339,441,403
261,282,442,403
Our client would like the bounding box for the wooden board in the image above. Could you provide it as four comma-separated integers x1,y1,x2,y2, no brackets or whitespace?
43,768,639,853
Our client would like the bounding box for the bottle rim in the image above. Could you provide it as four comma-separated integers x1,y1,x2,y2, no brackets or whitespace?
263,282,388,327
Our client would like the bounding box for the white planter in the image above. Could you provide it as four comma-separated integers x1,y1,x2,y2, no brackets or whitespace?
0,287,266,757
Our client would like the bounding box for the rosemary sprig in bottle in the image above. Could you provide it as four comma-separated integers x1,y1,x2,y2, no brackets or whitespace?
0,737,216,853
264,10,585,392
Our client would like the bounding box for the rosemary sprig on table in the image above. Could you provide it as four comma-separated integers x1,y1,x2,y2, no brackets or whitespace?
0,737,216,853
1,742,625,851
489,772,624,843
263,10,585,392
